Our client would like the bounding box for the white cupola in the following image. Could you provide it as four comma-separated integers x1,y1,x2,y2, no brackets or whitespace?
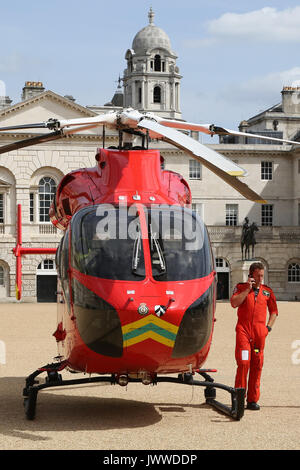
123,8,182,119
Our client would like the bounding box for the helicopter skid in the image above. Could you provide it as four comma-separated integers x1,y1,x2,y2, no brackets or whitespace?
23,362,245,421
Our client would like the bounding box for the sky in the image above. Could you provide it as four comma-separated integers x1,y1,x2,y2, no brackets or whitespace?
1,0,300,139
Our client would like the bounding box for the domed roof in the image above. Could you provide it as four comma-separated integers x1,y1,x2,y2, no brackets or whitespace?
132,8,173,54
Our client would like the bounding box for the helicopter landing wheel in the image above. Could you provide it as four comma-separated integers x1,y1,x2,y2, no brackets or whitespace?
204,386,216,400
23,387,38,420
177,373,194,384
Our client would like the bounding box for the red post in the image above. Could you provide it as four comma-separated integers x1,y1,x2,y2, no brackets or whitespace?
13,204,57,300
14,204,23,300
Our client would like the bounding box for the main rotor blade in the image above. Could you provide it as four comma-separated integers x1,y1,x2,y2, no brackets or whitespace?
0,122,103,155
211,126,300,146
58,112,118,129
0,130,63,155
139,119,245,176
138,119,266,203
0,122,51,131
0,113,119,134
153,117,213,135
153,116,300,146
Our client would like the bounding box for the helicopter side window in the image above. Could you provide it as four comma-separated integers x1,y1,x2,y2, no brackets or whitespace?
55,237,62,279
71,205,145,281
60,228,71,308
147,206,212,281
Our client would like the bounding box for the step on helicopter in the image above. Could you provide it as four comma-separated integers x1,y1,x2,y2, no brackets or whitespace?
1,108,299,421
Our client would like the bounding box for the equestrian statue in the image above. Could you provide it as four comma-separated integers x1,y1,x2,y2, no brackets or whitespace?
241,217,259,260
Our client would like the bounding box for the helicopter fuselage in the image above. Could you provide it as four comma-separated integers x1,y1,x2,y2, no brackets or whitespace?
51,148,217,378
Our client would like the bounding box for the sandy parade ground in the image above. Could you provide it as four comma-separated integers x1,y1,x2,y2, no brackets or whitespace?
0,300,299,452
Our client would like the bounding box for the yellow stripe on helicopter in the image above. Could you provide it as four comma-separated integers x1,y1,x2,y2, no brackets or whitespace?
122,314,179,348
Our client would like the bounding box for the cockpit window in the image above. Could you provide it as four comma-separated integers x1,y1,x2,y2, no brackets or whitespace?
146,205,212,281
71,205,145,280
70,204,212,282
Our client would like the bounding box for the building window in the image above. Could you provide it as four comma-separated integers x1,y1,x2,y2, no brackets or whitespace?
38,259,55,271
153,86,161,103
189,160,201,179
298,159,300,174
288,263,300,283
0,266,4,286
261,204,273,226
39,177,56,223
261,161,273,180
192,202,204,220
0,194,4,224
226,204,238,226
215,258,229,268
154,55,161,72
30,193,34,222
192,202,204,221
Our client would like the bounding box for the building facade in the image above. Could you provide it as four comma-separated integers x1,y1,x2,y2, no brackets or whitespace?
0,9,299,301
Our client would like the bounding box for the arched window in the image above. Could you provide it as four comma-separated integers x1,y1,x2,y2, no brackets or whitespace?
0,194,4,224
154,55,161,72
37,259,55,271
39,177,56,222
153,86,161,103
288,263,300,282
0,266,4,286
215,258,229,269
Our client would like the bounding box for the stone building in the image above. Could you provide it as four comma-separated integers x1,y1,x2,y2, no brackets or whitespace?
0,9,299,301
216,85,300,299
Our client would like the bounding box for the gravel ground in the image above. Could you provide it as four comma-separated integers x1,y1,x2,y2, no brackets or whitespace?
0,301,299,451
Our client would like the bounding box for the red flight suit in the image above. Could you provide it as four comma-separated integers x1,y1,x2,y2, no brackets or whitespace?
231,283,278,403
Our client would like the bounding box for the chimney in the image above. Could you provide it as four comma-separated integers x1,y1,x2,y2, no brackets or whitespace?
22,81,45,101
0,80,12,110
281,86,300,115
0,96,13,110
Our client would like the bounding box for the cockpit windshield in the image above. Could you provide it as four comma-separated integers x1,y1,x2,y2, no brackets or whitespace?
146,205,212,281
70,204,212,282
71,205,146,280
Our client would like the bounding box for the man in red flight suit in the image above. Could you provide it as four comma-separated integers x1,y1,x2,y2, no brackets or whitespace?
231,262,278,410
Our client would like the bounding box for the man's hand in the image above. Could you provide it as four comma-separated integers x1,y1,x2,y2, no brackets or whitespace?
247,276,256,290
231,279,253,308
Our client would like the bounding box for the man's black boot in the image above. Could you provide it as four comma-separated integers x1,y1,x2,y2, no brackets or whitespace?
246,402,260,410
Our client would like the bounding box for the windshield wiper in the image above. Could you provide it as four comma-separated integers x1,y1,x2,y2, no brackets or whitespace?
132,227,142,273
150,224,166,273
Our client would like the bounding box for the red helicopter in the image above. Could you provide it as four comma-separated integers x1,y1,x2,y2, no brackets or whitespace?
1,108,298,421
